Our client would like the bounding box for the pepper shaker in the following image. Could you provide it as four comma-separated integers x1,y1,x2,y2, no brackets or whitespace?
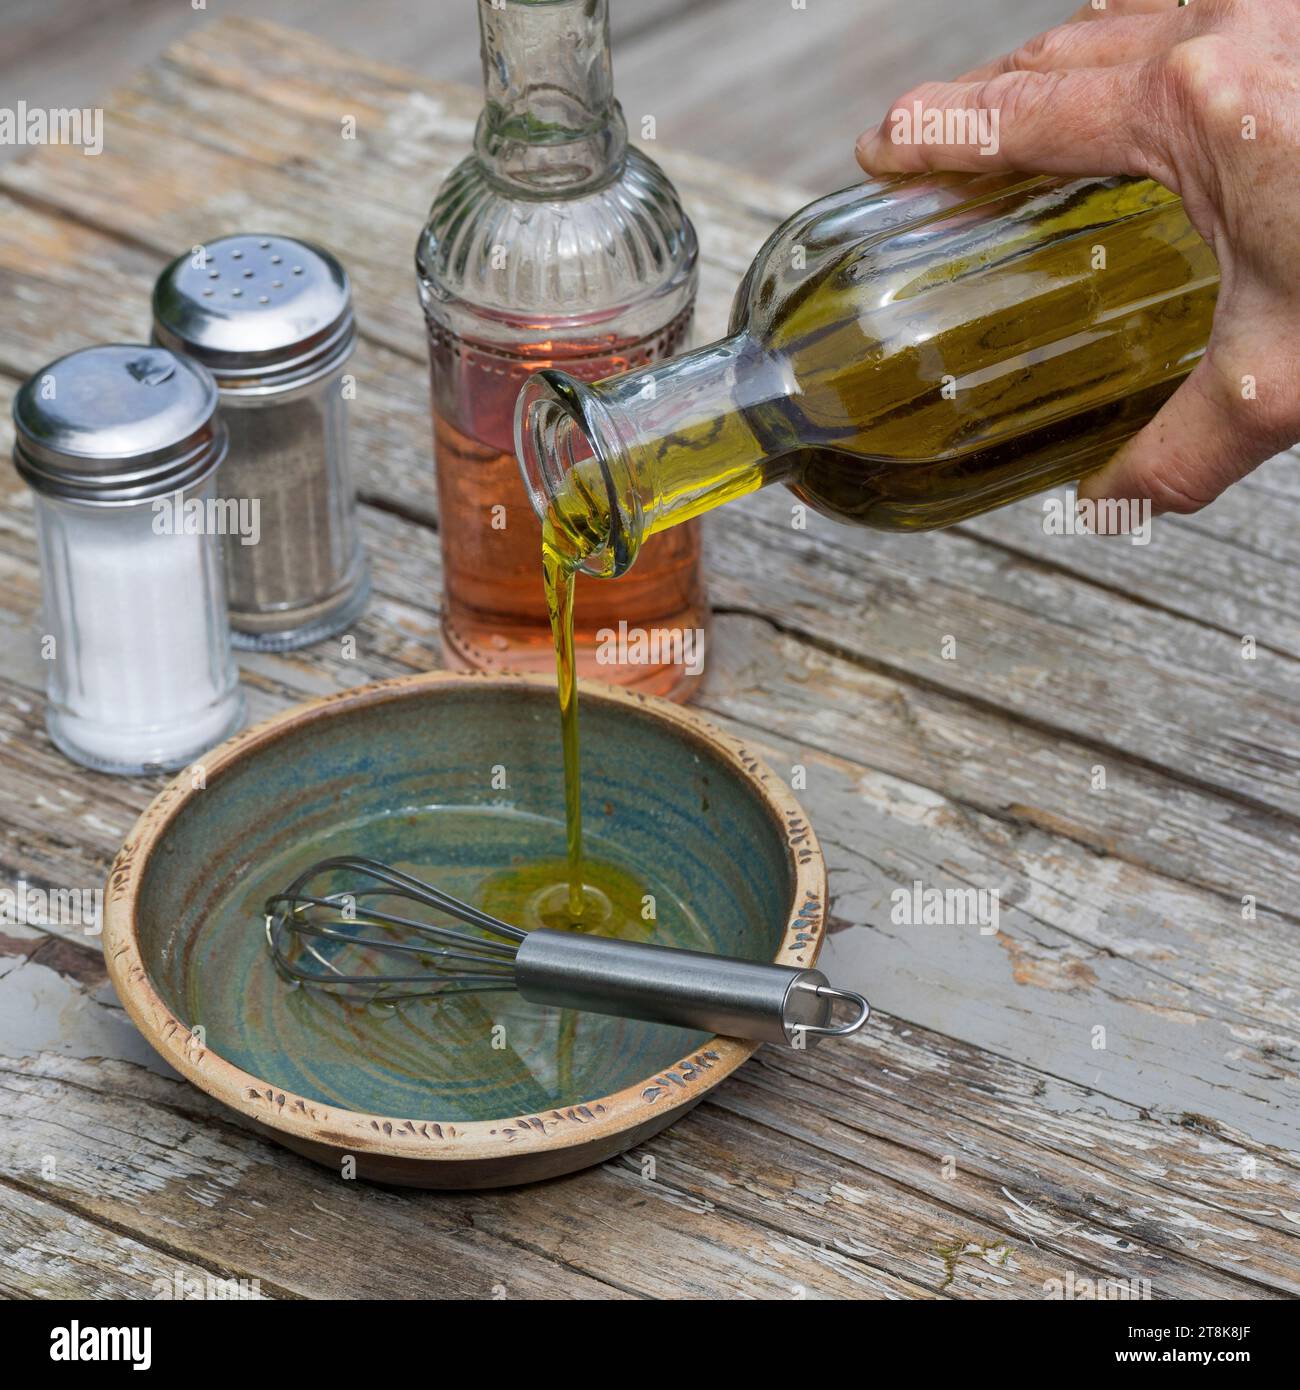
152,234,370,650
12,345,245,774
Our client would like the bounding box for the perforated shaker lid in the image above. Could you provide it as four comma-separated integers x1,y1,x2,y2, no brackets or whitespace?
11,345,226,504
151,233,356,395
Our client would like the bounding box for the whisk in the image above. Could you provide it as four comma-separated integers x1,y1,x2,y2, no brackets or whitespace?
265,856,870,1048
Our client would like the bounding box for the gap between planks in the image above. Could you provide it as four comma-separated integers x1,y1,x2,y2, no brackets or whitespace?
949,524,1300,665
5,21,1298,686
0,1170,303,1301
2,19,1298,1293
0,1061,639,1300
710,596,1300,878
0,327,1295,894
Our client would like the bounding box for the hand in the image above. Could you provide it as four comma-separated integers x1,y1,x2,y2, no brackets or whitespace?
854,0,1300,516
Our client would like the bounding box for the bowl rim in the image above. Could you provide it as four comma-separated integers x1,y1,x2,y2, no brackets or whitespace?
103,670,828,1168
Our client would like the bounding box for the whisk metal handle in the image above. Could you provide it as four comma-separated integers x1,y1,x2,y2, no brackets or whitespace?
514,930,870,1048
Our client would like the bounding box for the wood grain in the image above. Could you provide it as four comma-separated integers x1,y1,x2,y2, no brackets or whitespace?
0,16,1297,1300
0,0,1066,190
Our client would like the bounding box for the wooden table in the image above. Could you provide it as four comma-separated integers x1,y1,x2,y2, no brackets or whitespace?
2,19,1298,1301
2,0,1065,188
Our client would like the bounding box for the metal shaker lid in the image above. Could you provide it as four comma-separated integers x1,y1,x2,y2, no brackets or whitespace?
151,233,356,395
11,345,226,504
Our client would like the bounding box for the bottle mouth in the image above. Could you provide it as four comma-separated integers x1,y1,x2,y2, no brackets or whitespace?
514,370,642,578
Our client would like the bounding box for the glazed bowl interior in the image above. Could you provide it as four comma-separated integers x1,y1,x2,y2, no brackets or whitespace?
133,679,797,1125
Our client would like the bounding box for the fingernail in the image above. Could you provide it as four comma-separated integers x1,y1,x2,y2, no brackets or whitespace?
855,129,884,168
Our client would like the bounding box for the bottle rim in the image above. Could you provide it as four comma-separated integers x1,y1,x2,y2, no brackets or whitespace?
514,370,642,578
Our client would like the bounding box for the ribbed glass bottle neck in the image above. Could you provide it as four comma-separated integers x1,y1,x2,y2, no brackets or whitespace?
473,0,628,195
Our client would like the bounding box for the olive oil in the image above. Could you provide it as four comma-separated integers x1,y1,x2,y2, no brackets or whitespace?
542,519,585,918
477,855,657,942
525,171,1219,920
517,173,1219,577
194,804,710,1120
429,359,707,700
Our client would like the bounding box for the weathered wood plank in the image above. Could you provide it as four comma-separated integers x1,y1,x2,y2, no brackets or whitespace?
735,1023,1300,1294
3,198,1299,920
2,15,1298,1300
0,1180,269,1300
0,18,804,371
611,0,1065,191
7,22,1298,834
0,1060,632,1300
0,3,1066,189
958,466,1300,661
2,959,1293,1298
708,490,1300,818
3,187,1300,1151
701,613,1300,913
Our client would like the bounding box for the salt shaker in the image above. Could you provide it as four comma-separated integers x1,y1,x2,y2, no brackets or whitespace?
12,345,245,774
152,234,370,650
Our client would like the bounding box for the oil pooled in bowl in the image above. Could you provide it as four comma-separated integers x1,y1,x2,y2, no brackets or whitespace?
183,803,714,1121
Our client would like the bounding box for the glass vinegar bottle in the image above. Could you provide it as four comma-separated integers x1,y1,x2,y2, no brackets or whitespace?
416,0,707,699
516,172,1219,577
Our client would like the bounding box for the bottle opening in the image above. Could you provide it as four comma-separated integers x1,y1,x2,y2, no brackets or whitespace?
514,370,640,577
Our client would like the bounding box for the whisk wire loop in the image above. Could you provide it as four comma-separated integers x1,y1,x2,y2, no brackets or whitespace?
263,853,872,1047
265,853,528,1002
285,856,528,941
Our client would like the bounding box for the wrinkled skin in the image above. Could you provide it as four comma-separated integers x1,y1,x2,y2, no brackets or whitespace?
855,0,1300,517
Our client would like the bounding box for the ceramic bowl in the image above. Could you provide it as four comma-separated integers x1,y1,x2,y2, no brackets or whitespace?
104,672,826,1188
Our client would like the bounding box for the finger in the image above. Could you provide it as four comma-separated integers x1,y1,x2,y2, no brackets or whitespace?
1067,0,1183,21
956,14,1183,83
855,66,1158,177
1076,359,1274,516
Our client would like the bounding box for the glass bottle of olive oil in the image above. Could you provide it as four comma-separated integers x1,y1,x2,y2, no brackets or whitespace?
516,172,1219,578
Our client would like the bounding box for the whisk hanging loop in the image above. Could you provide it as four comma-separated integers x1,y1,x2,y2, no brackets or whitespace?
265,854,870,1047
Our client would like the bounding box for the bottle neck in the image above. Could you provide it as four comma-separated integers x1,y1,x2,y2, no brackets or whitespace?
516,333,790,577
474,0,628,195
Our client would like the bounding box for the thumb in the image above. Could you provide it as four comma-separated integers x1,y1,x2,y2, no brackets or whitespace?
1077,357,1274,516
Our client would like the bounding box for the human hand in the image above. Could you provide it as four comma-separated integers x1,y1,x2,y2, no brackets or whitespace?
854,0,1300,516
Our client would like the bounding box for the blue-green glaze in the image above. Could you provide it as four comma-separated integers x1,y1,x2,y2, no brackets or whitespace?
135,683,794,1122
